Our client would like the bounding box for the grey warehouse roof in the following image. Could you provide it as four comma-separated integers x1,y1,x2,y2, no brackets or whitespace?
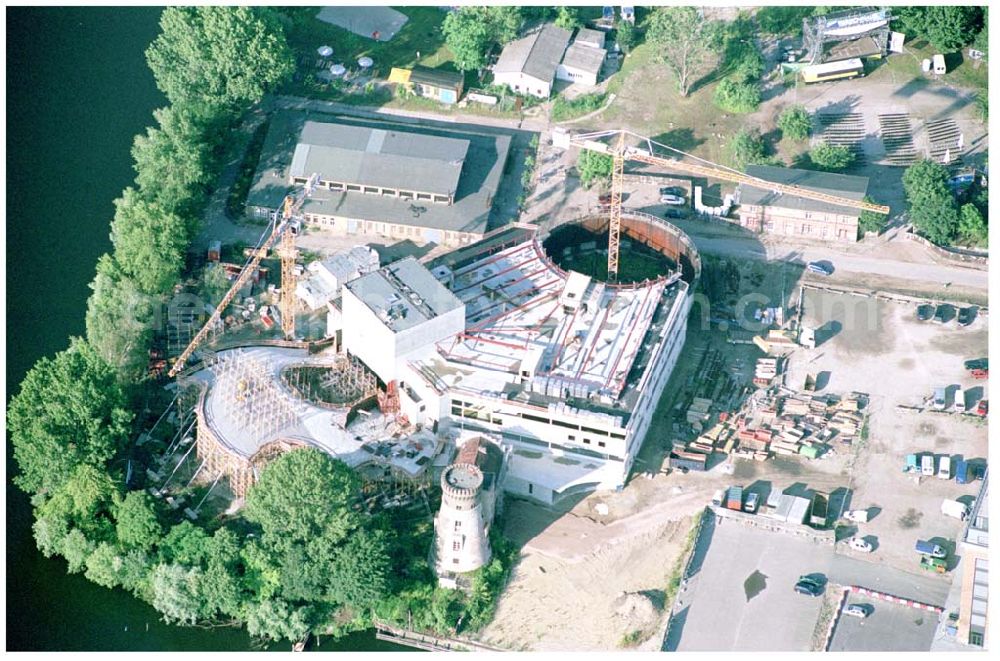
574,27,605,49
561,43,606,75
291,121,470,197
494,24,572,82
246,111,514,235
740,164,870,216
346,257,464,333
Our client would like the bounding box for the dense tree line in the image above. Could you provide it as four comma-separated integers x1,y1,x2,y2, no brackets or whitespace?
442,6,523,72
902,159,987,247
894,6,985,53
10,6,518,645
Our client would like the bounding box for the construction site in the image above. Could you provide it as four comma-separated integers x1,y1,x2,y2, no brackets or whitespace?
126,120,987,651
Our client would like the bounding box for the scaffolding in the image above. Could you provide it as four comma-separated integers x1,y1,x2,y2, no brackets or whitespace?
282,354,377,407
802,7,891,65
212,350,301,447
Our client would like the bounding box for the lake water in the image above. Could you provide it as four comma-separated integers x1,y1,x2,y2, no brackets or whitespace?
5,7,401,651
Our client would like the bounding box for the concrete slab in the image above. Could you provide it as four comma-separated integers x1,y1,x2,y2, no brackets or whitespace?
828,592,939,651
316,7,409,42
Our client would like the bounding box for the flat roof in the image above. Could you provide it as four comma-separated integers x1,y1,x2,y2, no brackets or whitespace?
575,27,605,48
409,65,464,90
346,256,464,333
246,111,514,234
494,23,571,82
740,164,869,217
414,237,684,420
561,43,606,75
291,121,469,197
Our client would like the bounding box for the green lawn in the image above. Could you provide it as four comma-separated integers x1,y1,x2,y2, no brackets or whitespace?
283,6,455,78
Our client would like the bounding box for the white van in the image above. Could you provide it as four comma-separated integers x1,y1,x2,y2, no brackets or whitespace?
921,454,936,476
954,388,966,412
933,54,946,75
938,455,952,480
711,489,725,507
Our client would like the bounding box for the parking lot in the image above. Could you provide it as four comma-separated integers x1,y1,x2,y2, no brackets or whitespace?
828,593,939,651
670,519,833,651
785,289,988,572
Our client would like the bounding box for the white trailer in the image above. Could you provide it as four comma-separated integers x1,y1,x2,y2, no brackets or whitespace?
941,499,970,520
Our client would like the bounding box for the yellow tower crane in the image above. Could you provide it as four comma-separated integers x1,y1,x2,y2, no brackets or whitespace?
167,175,317,378
570,129,890,281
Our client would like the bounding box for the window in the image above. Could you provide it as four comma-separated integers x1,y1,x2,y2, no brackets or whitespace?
583,438,591,445
598,441,606,448
454,520,461,530
452,540,461,551
527,483,533,494
453,558,460,564
568,435,575,441
969,632,984,647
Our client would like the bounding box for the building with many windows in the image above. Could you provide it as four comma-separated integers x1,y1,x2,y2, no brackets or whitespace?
735,165,870,243
957,471,988,648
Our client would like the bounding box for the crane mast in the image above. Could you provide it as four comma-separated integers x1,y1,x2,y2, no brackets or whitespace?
571,129,890,279
167,175,316,378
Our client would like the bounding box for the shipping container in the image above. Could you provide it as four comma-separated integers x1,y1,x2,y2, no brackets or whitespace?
669,451,708,472
726,486,744,511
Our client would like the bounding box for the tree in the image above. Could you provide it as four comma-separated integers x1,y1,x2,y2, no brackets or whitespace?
722,14,763,82
577,150,613,188
646,7,722,96
109,188,189,295
199,263,231,305
857,196,887,237
894,7,984,52
777,105,811,141
131,105,217,221
327,528,392,608
150,563,204,625
616,19,636,54
728,129,768,170
85,542,125,589
146,6,293,110
972,9,988,60
8,338,132,494
713,78,761,113
116,491,163,551
160,521,212,567
85,254,155,381
808,142,855,171
244,597,312,642
555,7,582,30
62,528,96,574
38,463,119,538
33,512,69,558
903,160,959,244
443,7,522,72
958,203,988,246
244,449,361,549
755,7,815,37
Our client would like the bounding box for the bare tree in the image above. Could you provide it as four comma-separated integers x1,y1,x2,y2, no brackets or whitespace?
646,7,723,97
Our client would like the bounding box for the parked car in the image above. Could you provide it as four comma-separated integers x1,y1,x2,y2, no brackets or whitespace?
794,576,824,597
921,454,937,476
933,304,955,324
976,400,988,417
964,358,988,371
844,509,871,523
916,304,935,321
957,306,978,326
660,186,685,197
843,604,872,618
938,455,952,479
806,261,833,276
915,540,947,558
711,489,725,507
848,537,873,553
743,492,760,514
660,194,686,205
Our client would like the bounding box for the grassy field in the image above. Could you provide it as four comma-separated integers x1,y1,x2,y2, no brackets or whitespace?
283,6,455,76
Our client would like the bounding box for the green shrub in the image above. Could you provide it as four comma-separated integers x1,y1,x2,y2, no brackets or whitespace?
808,142,854,171
777,105,811,141
713,79,761,114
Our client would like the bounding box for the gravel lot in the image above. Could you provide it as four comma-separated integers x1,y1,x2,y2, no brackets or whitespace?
786,289,988,574
828,592,939,651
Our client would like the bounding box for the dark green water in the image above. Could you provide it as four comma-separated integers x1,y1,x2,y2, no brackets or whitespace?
6,7,400,652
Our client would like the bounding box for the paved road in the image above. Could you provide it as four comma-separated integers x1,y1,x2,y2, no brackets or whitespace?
672,221,988,292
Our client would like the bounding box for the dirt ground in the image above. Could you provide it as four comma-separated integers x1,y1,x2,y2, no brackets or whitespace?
785,288,988,572
477,501,694,651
